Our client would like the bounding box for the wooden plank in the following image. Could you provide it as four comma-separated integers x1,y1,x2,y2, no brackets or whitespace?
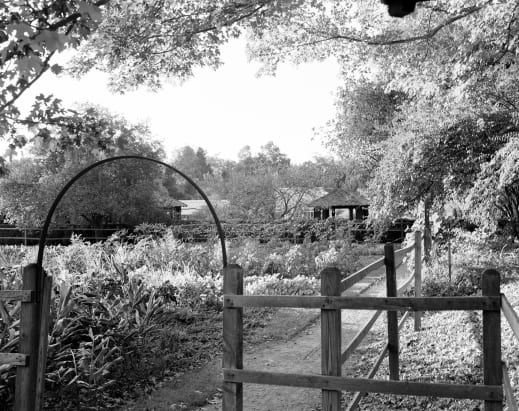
482,269,503,411
321,267,342,410
35,275,52,411
341,310,382,364
502,362,518,411
15,264,41,411
414,231,422,331
347,310,416,411
397,274,415,296
385,243,399,381
398,311,411,330
0,353,28,366
222,265,243,411
224,295,501,311
394,243,415,258
346,345,389,411
223,370,503,401
501,295,519,342
0,290,33,302
341,257,385,291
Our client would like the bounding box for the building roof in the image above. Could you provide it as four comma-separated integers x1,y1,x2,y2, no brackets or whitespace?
308,189,369,208
181,199,229,216
162,198,188,208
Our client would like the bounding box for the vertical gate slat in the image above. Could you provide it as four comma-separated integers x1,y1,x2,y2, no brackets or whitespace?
385,244,399,381
321,267,342,411
482,269,502,411
223,265,243,411
35,275,53,411
414,231,422,331
15,264,41,411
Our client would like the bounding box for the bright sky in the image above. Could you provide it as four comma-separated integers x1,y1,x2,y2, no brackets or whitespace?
16,38,341,163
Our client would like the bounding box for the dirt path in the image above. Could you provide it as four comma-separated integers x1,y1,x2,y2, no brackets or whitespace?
202,256,411,411
127,255,411,411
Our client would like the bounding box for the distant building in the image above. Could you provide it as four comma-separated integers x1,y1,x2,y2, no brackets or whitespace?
180,199,230,221
160,198,187,222
274,187,328,220
308,188,369,220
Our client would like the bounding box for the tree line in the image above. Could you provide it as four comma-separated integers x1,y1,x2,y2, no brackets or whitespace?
0,104,357,228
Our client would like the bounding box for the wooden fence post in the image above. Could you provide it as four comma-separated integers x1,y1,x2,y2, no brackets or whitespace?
482,269,502,411
321,267,342,411
385,244,399,381
15,264,41,411
35,275,53,411
414,231,422,331
424,196,432,262
223,265,244,411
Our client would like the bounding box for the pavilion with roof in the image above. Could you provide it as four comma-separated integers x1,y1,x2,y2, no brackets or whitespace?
308,188,369,220
161,198,187,222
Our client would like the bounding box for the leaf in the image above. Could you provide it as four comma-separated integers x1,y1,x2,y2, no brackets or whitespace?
50,64,63,75
78,2,103,22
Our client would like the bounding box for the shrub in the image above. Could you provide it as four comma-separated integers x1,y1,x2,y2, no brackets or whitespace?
422,229,519,297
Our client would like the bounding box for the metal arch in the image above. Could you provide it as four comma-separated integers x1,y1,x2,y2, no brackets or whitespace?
35,155,227,282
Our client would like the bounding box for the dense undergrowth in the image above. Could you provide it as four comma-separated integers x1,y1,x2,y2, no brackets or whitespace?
0,225,363,410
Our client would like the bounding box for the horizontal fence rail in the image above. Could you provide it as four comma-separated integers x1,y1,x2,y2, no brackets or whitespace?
222,231,510,411
0,290,34,302
502,362,518,411
346,310,413,411
501,295,519,341
223,370,503,401
341,257,385,292
223,295,501,311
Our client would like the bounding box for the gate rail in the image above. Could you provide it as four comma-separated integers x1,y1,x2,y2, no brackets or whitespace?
222,230,514,410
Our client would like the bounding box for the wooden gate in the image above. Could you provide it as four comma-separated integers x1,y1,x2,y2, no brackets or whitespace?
222,231,517,410
0,264,53,411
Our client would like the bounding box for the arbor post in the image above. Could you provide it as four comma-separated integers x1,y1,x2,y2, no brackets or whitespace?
15,264,41,411
385,244,399,380
482,269,502,411
321,267,342,411
223,265,243,411
414,231,422,331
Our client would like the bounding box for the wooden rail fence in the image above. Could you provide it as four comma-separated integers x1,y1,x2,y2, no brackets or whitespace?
222,230,519,410
0,264,52,411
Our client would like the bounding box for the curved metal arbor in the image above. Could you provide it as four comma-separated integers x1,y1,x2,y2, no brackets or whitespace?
35,155,227,294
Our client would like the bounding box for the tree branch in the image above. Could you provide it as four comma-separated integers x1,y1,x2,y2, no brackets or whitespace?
296,4,486,49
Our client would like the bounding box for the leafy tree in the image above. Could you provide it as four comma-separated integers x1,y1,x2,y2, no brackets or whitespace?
320,81,405,175
469,136,519,236
0,0,297,152
368,111,516,222
169,145,213,199
0,105,171,228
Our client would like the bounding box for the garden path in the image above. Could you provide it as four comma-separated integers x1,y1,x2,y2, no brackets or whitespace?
126,254,411,411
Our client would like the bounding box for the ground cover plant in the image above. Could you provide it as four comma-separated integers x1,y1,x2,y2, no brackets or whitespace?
340,230,519,410
0,224,363,410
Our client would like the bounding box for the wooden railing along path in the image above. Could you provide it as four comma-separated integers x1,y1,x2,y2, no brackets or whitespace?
222,231,519,411
0,265,53,411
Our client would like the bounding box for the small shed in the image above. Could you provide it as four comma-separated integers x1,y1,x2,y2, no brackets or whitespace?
161,198,187,222
308,189,369,220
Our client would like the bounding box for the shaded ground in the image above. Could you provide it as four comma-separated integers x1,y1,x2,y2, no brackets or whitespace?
124,254,411,411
